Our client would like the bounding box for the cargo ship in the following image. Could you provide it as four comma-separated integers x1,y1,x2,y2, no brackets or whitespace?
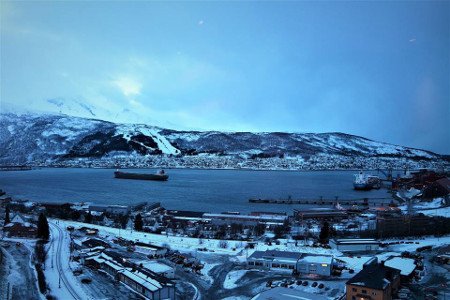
353,171,381,190
114,170,169,181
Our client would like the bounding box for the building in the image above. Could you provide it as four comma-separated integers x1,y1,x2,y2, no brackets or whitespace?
252,287,329,300
423,177,450,199
297,254,333,276
74,237,110,250
3,213,37,238
346,258,400,300
247,250,302,271
383,257,416,280
247,250,333,276
294,209,348,221
117,268,175,300
330,238,380,252
139,261,175,279
84,252,175,299
133,242,167,257
89,204,130,215
204,213,287,226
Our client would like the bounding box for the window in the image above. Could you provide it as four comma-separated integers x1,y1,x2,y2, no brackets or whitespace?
248,261,254,265
362,290,367,294
372,292,377,295
272,263,280,268
352,288,357,292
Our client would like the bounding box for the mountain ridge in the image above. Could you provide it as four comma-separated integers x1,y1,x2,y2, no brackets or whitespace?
0,112,445,170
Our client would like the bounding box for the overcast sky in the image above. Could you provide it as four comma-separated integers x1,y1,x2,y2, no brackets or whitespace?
1,1,449,153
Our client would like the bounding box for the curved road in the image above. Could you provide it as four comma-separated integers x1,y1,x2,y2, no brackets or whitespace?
49,222,82,300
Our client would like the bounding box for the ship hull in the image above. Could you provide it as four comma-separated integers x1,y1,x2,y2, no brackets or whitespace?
114,171,168,181
353,183,372,190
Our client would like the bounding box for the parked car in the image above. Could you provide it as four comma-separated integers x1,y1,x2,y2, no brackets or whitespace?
318,283,324,289
302,281,308,286
296,280,302,285
80,277,92,284
312,282,318,287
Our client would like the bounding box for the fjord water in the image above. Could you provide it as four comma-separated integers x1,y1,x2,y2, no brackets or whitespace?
0,168,393,213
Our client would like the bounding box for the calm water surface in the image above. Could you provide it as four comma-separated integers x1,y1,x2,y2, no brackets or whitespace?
0,168,393,213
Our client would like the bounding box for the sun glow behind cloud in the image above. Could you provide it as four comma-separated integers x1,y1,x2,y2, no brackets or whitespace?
112,77,142,97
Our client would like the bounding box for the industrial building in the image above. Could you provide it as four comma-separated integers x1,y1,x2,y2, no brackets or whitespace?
330,238,380,252
89,204,130,215
247,250,333,276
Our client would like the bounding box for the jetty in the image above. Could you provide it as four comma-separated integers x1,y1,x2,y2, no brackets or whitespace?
249,197,394,207
0,165,32,171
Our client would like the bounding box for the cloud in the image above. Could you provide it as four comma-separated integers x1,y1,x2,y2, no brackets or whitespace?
409,38,416,42
198,20,204,26
112,76,142,97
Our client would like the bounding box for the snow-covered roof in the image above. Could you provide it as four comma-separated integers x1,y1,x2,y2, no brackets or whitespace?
104,260,124,271
11,213,27,224
140,261,173,273
300,255,333,265
118,269,163,292
384,257,416,276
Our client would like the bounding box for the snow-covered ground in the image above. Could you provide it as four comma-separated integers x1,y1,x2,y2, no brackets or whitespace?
200,262,220,284
223,269,249,289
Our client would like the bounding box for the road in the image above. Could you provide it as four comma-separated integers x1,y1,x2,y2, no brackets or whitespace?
49,221,83,300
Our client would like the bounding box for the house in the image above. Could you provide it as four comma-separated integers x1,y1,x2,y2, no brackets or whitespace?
3,213,37,238
252,287,329,300
4,222,37,238
330,238,380,252
139,261,175,278
346,258,400,300
297,254,333,276
247,250,302,271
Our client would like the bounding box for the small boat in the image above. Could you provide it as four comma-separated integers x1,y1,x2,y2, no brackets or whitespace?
114,169,169,181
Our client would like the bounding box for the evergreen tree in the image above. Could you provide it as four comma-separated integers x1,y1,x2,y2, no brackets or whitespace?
319,221,330,244
37,213,50,240
4,205,10,226
84,211,93,224
134,214,143,231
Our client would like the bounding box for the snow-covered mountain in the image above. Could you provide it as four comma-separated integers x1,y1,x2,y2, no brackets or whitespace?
0,113,445,169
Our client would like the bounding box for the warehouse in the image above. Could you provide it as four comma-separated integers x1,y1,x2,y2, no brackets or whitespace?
330,238,380,252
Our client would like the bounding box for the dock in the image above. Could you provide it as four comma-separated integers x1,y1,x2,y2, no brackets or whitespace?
249,197,394,207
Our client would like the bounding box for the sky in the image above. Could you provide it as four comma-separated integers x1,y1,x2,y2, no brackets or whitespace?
1,1,449,154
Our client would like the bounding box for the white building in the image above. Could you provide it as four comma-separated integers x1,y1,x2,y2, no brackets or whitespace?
330,238,380,252
297,254,333,276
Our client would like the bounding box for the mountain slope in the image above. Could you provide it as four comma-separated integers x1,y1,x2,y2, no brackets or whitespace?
0,113,443,169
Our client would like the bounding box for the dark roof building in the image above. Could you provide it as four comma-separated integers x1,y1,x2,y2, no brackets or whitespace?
346,258,400,300
423,177,450,199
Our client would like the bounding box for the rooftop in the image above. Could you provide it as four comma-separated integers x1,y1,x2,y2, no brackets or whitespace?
248,250,303,261
347,263,400,290
384,257,416,276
